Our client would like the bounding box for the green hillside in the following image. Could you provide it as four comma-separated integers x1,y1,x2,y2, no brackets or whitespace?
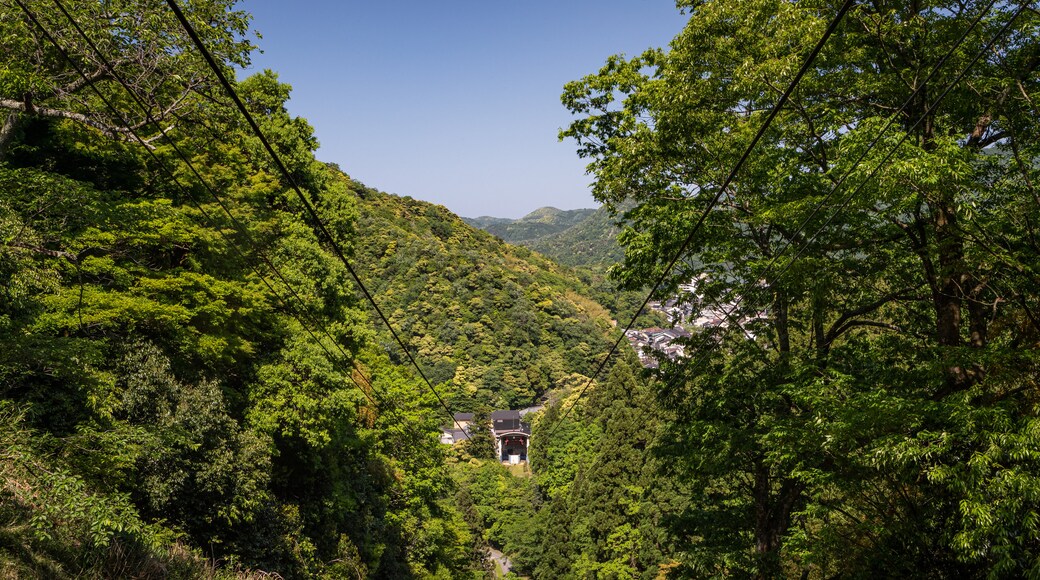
465,204,626,270
0,10,484,572
351,186,617,410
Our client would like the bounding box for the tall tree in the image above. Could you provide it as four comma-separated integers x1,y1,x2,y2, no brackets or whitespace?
563,0,1040,576
465,408,497,461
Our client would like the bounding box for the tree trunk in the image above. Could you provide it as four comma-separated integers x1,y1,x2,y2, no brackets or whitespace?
932,195,973,393
0,111,20,161
774,289,790,354
753,458,802,579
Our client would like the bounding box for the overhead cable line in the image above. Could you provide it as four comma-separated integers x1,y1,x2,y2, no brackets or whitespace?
664,0,1029,389
543,0,857,440
16,0,384,412
163,0,470,438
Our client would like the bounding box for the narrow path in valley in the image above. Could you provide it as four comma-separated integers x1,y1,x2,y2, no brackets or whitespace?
488,547,512,577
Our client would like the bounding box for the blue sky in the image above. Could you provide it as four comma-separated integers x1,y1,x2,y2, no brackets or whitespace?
242,1,687,218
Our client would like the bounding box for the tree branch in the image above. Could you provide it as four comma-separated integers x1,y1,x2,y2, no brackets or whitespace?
828,319,906,341
4,241,76,262
0,98,157,149
825,285,923,345
3,242,108,264
45,66,112,99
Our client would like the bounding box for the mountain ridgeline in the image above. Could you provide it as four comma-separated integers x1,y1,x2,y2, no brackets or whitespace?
463,206,623,268
462,207,596,243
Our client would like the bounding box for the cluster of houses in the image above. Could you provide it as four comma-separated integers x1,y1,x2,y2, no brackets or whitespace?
440,410,532,464
624,327,692,368
627,277,768,367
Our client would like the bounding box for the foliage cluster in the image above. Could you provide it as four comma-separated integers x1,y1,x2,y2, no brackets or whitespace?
528,358,686,579
451,459,540,577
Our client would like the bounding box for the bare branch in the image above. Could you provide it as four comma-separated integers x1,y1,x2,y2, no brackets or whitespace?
4,241,76,262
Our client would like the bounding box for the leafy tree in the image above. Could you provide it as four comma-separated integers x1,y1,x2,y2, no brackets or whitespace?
0,0,253,157
531,358,681,580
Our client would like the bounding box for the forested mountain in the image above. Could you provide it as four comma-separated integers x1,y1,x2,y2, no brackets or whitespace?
465,205,623,269
462,206,596,243
349,186,617,410
462,204,663,334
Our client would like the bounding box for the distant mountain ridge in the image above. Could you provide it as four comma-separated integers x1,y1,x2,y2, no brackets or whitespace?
465,205,623,269
527,206,624,268
463,207,597,244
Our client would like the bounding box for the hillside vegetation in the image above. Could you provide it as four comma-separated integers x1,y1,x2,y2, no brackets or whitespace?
352,188,616,409
0,3,486,575
524,205,624,269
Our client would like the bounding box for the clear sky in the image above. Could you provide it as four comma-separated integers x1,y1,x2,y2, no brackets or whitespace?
241,1,688,219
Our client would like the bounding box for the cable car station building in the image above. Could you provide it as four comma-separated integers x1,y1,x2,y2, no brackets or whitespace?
440,410,531,464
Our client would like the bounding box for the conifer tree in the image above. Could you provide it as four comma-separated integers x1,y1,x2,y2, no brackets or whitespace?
466,407,497,461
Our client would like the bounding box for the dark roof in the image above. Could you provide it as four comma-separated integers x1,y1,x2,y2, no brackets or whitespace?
453,412,475,422
492,423,530,437
490,410,520,421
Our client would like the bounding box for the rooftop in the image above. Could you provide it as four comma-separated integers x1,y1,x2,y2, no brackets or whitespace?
490,409,521,421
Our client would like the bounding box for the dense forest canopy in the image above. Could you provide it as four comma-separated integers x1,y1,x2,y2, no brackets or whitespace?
0,0,482,576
